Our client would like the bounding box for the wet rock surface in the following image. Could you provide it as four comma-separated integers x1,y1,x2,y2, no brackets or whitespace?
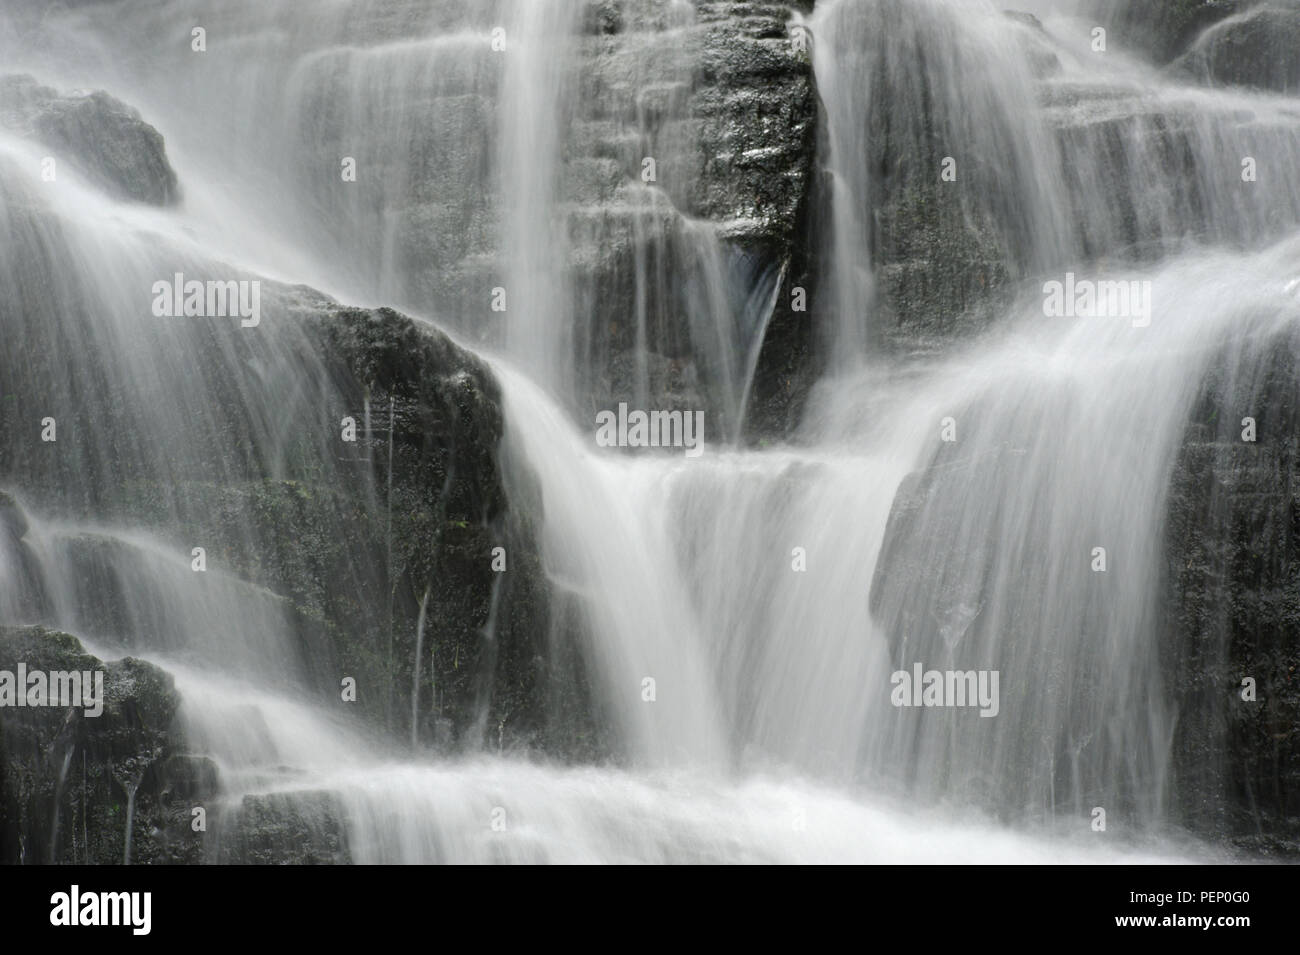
0,74,179,205
0,626,209,864
215,791,352,864
1173,3,1300,94
1162,334,1300,855
1095,0,1249,65
565,0,818,432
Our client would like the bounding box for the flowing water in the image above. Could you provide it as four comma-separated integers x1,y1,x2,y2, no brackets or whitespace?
4,0,1299,862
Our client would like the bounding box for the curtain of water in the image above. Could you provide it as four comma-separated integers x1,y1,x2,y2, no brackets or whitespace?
4,0,1300,861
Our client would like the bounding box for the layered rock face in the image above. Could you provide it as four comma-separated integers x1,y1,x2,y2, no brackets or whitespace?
837,4,1300,354
220,0,821,437
562,0,819,433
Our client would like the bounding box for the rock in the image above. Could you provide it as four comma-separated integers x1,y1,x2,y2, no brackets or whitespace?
691,2,817,249
1046,91,1206,258
1097,0,1248,65
0,281,606,760
191,2,819,440
807,3,1030,353
874,184,1013,344
583,0,624,35
312,305,606,757
0,495,51,624
0,491,27,540
1173,4,1300,94
1040,77,1300,258
0,74,179,205
564,0,818,435
216,791,350,864
1004,11,1064,79
0,626,212,864
1162,332,1300,855
35,530,340,698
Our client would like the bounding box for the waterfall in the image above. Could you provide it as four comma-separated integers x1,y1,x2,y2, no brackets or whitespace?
412,586,430,749
4,0,1299,863
48,746,73,865
498,0,583,394
811,0,1072,361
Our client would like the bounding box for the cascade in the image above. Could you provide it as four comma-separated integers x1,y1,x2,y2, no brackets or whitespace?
2,0,1298,864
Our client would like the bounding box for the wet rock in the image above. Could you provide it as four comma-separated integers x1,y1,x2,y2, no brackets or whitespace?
0,626,211,864
566,0,818,434
1173,4,1300,94
216,791,350,865
0,495,52,627
1004,11,1064,79
0,490,27,540
1096,0,1248,65
583,0,624,36
874,184,1013,344
0,74,179,205
1041,79,1300,257
1162,332,1300,855
1048,97,1205,258
311,305,605,757
40,530,339,699
0,283,606,761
